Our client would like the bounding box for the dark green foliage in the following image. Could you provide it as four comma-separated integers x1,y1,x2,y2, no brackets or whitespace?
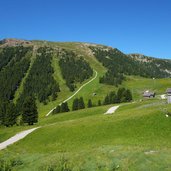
0,46,31,71
103,88,132,105
123,89,133,102
61,102,70,113
72,98,79,111
98,100,102,106
0,46,31,101
72,97,85,111
0,101,17,127
17,47,60,107
59,50,93,91
117,88,126,103
103,94,110,105
22,96,38,125
53,105,61,114
78,97,85,109
90,46,171,86
87,99,93,108
53,102,69,114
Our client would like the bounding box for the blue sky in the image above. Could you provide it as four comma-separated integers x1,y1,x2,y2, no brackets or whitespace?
0,0,171,58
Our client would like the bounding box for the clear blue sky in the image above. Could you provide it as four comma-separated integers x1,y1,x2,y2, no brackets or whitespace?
0,0,171,58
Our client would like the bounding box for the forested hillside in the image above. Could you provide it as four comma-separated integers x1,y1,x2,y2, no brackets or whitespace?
59,49,93,91
0,39,171,127
90,46,171,86
0,46,32,101
17,47,60,106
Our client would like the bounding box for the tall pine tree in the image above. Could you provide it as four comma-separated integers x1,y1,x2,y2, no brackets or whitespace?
22,96,38,125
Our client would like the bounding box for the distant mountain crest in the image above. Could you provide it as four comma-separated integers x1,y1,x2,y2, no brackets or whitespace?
0,38,31,46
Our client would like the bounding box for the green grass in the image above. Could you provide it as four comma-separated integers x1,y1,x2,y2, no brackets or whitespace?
1,99,171,170
1,41,171,170
123,76,171,99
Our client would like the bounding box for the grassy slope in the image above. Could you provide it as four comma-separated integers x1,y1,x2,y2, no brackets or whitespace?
1,41,171,170
0,99,171,170
122,76,171,100
1,41,171,141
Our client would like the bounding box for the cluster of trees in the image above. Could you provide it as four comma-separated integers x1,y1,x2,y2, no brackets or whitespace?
0,96,38,127
0,46,32,101
53,97,86,114
90,46,171,86
103,88,132,105
72,97,85,110
17,47,60,109
52,102,70,114
59,50,93,91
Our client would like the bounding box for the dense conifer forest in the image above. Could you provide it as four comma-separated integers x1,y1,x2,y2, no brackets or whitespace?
59,50,93,91
17,47,60,107
90,46,171,86
0,46,32,101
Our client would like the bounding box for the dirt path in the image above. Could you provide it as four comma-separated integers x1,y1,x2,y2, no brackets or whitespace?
46,70,98,116
104,106,120,114
0,127,40,150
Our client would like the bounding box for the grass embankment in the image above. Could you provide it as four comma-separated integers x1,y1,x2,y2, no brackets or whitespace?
1,99,171,170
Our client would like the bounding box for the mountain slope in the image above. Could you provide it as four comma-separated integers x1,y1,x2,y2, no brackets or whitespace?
0,38,171,118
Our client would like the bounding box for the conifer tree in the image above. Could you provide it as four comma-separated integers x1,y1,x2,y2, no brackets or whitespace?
53,105,61,114
78,97,85,109
103,94,110,105
61,102,70,112
98,100,102,106
87,99,93,108
72,98,79,111
125,89,132,102
22,96,38,125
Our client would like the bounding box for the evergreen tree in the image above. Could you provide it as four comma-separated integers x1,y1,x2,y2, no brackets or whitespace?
3,102,16,127
98,100,102,106
22,96,38,125
103,94,110,105
117,88,126,103
53,105,61,114
109,91,117,104
87,99,93,108
0,101,17,127
124,89,133,102
61,102,70,112
78,97,85,109
72,98,79,111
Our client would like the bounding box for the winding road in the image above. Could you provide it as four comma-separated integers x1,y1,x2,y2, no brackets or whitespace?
46,69,98,116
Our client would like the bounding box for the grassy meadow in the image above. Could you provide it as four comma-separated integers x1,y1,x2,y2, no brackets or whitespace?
1,42,171,170
0,99,171,170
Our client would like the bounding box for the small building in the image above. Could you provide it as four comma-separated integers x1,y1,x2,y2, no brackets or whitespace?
166,88,171,103
143,90,155,98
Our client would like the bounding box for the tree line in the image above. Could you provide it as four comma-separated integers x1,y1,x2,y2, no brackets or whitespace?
0,96,38,127
53,88,132,115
